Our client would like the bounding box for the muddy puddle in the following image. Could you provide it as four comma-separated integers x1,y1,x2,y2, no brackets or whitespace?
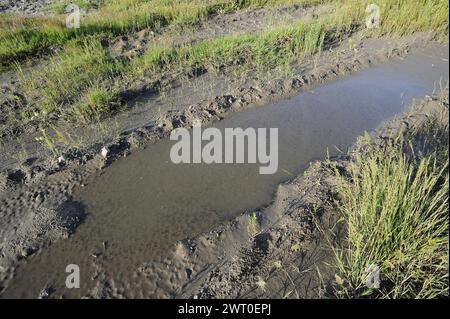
2,45,448,298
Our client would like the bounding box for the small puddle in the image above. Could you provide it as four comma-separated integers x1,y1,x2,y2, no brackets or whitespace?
3,45,448,298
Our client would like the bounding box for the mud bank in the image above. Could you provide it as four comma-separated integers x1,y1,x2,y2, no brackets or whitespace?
0,33,442,171
107,4,332,61
178,90,449,299
0,2,332,144
4,90,447,299
0,42,448,297
78,90,448,299
0,0,53,16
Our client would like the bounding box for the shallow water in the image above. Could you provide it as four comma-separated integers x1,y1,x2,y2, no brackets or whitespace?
3,45,448,298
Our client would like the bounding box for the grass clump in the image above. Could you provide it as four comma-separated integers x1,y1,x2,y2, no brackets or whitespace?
332,126,449,299
49,0,107,14
135,19,327,76
379,0,448,39
0,0,330,69
72,87,122,123
19,37,120,116
18,18,327,123
335,0,449,39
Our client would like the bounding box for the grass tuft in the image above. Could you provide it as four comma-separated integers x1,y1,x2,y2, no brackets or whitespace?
0,0,331,69
332,124,449,299
18,37,120,116
72,87,122,123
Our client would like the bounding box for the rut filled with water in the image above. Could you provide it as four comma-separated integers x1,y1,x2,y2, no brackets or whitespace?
3,45,448,298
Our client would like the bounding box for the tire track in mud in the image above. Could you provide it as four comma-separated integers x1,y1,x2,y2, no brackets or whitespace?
58,91,448,299
0,3,331,154
129,91,449,299
0,32,436,172
0,33,447,297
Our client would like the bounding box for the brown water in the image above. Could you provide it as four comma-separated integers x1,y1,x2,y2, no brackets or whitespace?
3,45,448,298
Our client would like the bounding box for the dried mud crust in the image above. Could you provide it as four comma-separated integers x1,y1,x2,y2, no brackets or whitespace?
0,34,446,296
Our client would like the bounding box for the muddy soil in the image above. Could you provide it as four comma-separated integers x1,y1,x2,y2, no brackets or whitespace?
3,89,447,299
0,0,54,15
180,91,449,299
82,91,448,300
0,32,441,171
0,41,448,297
107,4,333,61
0,5,448,297
0,3,332,140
